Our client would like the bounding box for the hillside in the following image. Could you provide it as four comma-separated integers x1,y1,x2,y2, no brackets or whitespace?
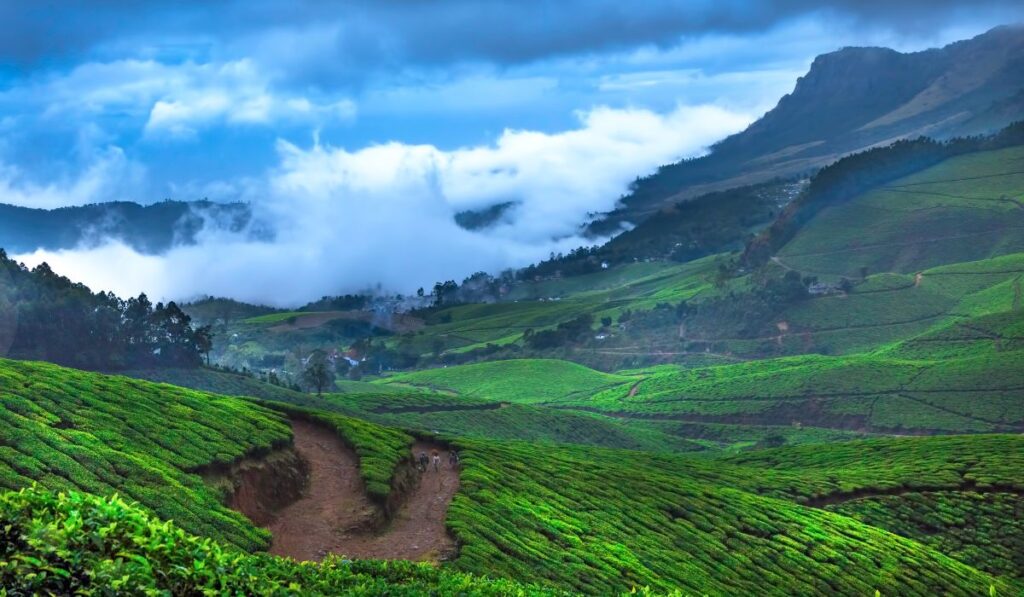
0,358,292,550
774,144,1024,277
0,200,254,254
592,25,1024,230
3,357,1022,594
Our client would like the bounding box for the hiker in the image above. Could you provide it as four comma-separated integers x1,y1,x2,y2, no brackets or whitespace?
449,449,460,469
432,450,441,472
418,451,429,472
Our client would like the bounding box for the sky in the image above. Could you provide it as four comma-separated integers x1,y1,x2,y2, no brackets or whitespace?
3,1,1022,305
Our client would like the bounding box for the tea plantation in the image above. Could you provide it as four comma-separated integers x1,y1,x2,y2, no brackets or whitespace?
775,145,1024,278
3,357,1024,594
0,486,556,596
0,358,291,550
446,438,1019,595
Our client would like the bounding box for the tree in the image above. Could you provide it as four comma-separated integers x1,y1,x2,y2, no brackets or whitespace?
194,325,214,366
302,350,334,396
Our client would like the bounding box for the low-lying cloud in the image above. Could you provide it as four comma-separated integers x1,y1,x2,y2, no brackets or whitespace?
13,104,750,306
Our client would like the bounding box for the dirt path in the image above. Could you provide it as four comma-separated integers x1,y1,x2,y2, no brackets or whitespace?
266,420,458,562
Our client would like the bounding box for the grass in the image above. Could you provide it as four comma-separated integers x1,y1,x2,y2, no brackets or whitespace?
242,311,311,325
0,358,291,550
4,356,1024,592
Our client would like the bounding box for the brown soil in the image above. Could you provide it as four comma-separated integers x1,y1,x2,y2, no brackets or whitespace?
199,446,309,527
265,419,458,562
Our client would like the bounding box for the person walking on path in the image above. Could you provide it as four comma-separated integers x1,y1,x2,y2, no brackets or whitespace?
448,449,460,470
431,450,441,473
418,451,429,472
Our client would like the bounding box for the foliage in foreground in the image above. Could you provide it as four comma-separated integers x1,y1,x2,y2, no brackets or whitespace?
0,486,557,596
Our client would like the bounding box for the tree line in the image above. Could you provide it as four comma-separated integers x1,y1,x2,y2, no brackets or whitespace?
0,250,211,370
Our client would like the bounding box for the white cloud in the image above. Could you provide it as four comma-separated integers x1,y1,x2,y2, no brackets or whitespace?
15,103,750,305
0,58,356,139
0,146,145,209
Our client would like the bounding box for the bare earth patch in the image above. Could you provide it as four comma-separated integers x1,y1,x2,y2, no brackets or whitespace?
266,419,458,562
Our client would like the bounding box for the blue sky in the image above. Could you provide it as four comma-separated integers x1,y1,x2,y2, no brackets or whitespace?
3,1,1022,303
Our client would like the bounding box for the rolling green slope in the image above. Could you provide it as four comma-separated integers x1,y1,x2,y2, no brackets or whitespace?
712,435,1024,580
0,358,291,550
776,145,1024,278
584,348,1024,433
3,357,1023,593
125,366,310,403
379,359,636,404
125,364,705,452
447,438,1018,595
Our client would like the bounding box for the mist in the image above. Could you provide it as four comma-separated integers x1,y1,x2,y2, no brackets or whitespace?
12,104,749,306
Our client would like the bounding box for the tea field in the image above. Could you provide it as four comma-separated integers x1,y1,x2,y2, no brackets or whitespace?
776,145,1024,278
0,358,291,550
0,486,556,596
446,438,1019,595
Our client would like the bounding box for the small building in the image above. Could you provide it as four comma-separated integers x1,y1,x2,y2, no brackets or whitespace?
808,282,841,296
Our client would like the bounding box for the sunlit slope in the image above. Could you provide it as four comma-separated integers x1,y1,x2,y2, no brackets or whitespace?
776,145,1024,277
447,437,1019,595
400,293,1023,434
585,347,1023,432
0,358,291,549
379,358,636,404
710,435,1024,580
123,364,705,452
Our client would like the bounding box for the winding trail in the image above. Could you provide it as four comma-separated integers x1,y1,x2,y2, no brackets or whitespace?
267,419,459,562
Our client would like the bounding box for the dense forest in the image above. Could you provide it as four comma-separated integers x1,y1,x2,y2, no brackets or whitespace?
0,250,211,370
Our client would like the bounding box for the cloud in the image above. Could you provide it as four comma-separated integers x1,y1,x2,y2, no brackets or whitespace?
14,103,750,305
0,146,145,209
1,1,1020,78
0,58,356,140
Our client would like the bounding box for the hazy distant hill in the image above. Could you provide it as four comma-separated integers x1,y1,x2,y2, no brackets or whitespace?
591,25,1024,232
0,200,256,254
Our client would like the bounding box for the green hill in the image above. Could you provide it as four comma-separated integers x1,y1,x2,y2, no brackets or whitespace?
0,358,291,550
447,437,1019,594
776,145,1024,278
378,359,636,404
2,357,1022,593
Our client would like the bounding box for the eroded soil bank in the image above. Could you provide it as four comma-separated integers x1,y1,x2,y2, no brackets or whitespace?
224,418,459,562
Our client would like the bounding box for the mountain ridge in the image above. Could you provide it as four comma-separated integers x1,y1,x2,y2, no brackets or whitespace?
590,24,1024,232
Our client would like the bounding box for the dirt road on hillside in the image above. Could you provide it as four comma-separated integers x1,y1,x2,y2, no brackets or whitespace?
266,419,458,562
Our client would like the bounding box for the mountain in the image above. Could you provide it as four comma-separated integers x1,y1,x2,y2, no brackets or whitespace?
0,199,257,255
591,25,1024,232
